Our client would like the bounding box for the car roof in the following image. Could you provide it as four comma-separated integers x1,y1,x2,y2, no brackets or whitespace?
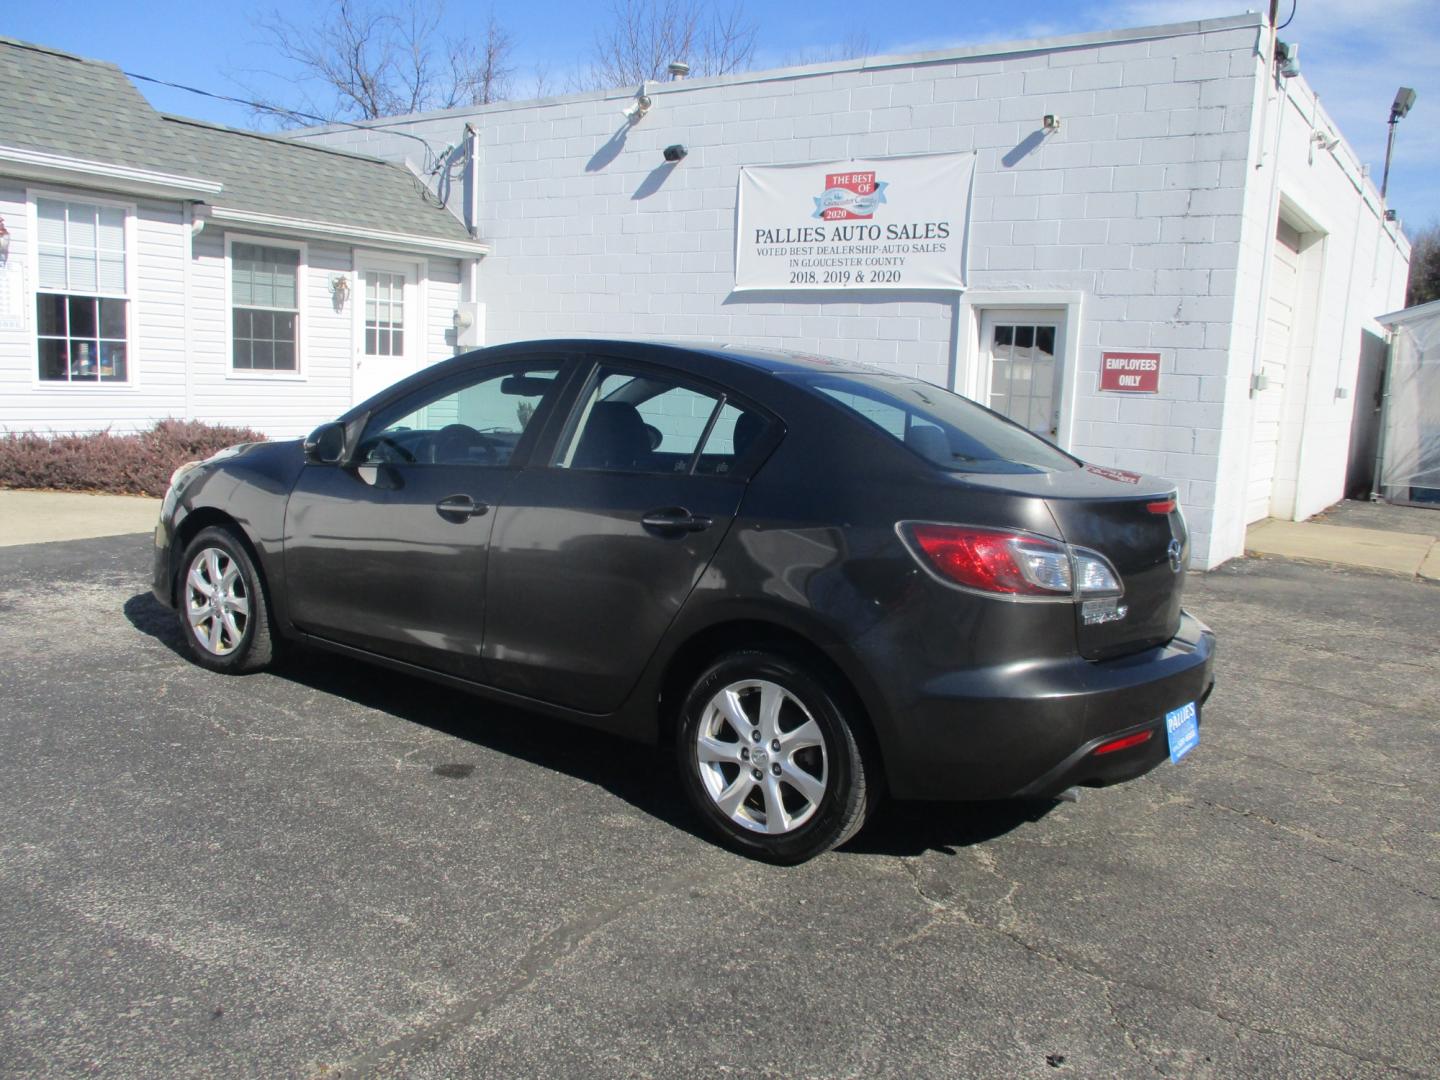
483,338,883,377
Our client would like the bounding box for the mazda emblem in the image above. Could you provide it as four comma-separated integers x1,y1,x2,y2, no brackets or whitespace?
1167,539,1184,573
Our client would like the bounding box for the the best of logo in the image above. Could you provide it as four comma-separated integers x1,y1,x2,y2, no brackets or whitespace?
813,171,889,220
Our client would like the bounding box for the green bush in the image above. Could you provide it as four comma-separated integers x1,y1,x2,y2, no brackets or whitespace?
0,420,267,498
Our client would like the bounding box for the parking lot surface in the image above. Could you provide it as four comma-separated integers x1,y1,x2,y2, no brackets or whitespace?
1,535,1436,1078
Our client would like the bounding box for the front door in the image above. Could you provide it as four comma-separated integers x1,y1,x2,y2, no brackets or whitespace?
352,259,420,405
483,361,770,713
285,359,568,681
980,309,1066,440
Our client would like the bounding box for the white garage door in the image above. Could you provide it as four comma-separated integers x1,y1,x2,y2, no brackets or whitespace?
1245,220,1302,524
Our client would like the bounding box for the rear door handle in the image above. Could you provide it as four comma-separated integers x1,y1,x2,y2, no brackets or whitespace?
436,494,489,519
641,507,714,533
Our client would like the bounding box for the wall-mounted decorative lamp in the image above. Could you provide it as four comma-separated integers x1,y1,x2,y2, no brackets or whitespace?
330,274,350,309
1042,114,1061,135
0,216,10,264
663,143,688,163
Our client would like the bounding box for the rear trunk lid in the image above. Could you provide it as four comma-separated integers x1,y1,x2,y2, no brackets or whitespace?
963,464,1188,660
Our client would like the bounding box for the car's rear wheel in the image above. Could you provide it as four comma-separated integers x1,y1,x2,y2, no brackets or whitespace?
677,650,874,863
176,526,276,674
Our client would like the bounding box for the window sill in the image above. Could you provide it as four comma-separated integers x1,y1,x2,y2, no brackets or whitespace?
225,371,308,383
31,380,140,391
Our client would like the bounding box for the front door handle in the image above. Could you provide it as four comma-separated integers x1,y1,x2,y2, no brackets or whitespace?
436,494,489,520
641,507,714,533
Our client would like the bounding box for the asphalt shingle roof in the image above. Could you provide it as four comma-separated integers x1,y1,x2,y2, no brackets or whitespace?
0,37,472,245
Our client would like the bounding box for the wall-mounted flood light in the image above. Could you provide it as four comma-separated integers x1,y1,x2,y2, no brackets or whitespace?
622,91,653,123
1042,114,1061,134
663,144,688,163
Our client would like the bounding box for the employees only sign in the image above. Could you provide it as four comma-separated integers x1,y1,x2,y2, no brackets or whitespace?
1100,351,1162,393
734,152,974,292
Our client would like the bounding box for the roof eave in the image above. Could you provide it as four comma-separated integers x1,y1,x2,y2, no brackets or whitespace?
0,143,222,200
200,205,488,258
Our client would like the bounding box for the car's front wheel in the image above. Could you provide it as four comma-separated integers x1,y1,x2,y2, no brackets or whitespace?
676,650,875,863
176,526,276,674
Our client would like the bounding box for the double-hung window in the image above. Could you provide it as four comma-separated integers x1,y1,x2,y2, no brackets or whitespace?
35,197,130,383
231,242,300,372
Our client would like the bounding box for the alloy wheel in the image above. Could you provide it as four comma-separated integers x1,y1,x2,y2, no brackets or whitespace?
184,546,251,656
695,678,829,835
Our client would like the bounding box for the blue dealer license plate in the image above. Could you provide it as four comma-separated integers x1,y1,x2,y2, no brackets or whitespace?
1165,701,1199,763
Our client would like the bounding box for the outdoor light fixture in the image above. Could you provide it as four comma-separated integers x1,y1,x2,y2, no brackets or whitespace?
1042,114,1061,134
330,274,350,308
663,144,688,163
0,216,10,264
1312,130,1339,151
622,90,653,123
1381,86,1417,199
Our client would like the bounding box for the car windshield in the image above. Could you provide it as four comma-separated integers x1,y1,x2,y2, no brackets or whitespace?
797,372,1080,474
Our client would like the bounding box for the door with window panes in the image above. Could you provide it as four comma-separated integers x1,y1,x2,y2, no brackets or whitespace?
979,310,1066,441
352,259,419,404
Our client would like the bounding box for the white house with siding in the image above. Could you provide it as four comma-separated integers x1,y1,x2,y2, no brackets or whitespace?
0,36,487,439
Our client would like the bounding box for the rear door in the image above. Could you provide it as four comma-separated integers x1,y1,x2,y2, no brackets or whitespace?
483,360,772,712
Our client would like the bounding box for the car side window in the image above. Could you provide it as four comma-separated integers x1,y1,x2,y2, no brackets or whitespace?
557,367,766,475
357,365,560,466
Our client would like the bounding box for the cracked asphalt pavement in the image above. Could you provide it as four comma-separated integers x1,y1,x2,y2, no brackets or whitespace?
1,535,1436,1078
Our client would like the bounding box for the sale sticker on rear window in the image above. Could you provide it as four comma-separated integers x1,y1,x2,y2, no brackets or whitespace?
1100,352,1161,393
1165,701,1199,763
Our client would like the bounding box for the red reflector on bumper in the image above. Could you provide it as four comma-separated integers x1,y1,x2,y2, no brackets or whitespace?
1093,730,1153,756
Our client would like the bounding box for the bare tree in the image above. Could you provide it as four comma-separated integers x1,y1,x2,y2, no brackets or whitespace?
1406,220,1440,308
577,0,758,90
245,0,514,124
782,32,877,67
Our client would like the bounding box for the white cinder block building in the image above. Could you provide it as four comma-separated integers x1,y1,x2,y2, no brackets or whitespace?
1,13,1412,569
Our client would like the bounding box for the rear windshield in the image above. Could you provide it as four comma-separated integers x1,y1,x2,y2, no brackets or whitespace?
798,372,1079,474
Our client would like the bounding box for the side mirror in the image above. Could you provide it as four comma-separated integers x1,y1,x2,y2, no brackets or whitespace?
304,422,348,465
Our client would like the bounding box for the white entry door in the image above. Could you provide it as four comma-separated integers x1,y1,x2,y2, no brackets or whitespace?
1245,220,1301,523
352,259,420,405
979,309,1066,440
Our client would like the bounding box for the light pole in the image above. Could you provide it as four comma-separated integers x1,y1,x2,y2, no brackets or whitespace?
1380,87,1416,200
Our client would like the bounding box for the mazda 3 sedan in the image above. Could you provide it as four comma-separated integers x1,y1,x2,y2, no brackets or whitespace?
154,340,1214,862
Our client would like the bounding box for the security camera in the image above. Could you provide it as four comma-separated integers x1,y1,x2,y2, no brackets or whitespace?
662,144,687,163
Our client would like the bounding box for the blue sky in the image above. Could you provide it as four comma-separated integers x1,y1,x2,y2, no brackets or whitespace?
5,1,1437,227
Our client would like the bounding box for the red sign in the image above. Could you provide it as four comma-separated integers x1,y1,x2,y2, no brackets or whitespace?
1100,351,1161,393
819,171,879,220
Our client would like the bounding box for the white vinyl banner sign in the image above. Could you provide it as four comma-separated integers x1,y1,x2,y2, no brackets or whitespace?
734,152,974,292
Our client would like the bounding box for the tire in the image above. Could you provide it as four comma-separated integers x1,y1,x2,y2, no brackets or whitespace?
175,525,277,674
676,649,875,864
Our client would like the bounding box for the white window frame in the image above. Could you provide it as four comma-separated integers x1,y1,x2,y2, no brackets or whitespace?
224,232,307,381
957,290,1083,451
26,187,139,391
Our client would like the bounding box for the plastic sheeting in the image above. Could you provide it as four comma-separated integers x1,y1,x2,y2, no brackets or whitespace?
1380,308,1440,504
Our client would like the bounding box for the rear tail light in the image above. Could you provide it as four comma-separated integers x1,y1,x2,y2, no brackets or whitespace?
1093,729,1153,755
899,523,1125,602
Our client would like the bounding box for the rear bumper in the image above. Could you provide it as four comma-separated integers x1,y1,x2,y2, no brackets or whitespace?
882,611,1215,800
